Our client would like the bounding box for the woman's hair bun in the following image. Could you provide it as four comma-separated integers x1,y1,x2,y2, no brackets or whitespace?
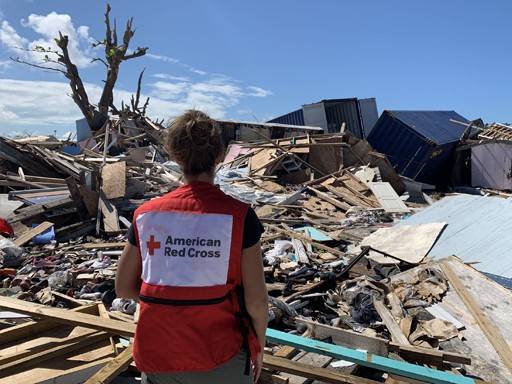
165,110,224,175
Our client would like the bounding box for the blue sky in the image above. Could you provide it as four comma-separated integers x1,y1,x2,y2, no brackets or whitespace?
0,0,510,137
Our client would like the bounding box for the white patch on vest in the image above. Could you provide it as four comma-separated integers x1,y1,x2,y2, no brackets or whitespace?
136,211,233,287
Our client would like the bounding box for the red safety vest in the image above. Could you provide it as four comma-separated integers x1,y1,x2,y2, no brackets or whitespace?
132,181,260,373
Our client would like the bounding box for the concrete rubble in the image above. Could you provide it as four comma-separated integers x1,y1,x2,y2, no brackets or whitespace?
0,111,511,383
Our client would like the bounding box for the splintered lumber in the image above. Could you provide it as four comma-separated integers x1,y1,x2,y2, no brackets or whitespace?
7,197,74,223
84,344,133,384
0,303,98,346
296,318,470,366
101,161,126,199
98,303,118,355
440,261,512,372
307,187,351,211
0,331,109,377
99,196,121,233
249,128,326,176
0,296,136,337
264,354,378,384
266,223,344,257
266,328,476,384
13,221,53,247
0,137,58,176
373,299,411,346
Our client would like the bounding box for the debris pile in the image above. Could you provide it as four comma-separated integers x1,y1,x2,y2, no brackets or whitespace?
0,122,511,383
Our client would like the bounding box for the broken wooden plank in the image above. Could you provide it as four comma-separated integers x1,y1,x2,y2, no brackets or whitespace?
266,224,344,258
0,303,98,346
7,197,74,223
66,176,88,220
81,242,126,250
83,344,133,384
296,318,389,356
0,296,135,337
99,196,120,233
307,187,351,211
266,328,476,384
440,260,512,373
13,221,53,247
0,331,109,377
264,354,380,384
373,299,411,346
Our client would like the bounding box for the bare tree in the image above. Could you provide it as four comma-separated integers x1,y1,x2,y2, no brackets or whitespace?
11,3,148,129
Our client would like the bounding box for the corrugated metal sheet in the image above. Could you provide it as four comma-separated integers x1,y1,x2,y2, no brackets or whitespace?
389,111,469,145
359,98,379,138
268,108,305,126
303,102,328,131
267,98,379,139
398,194,512,278
471,142,512,190
368,111,469,183
323,99,362,136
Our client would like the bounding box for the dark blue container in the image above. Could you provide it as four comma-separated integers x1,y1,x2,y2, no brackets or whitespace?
367,110,469,184
268,108,305,126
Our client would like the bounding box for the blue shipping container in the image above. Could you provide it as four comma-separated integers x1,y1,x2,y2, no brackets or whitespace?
368,110,469,184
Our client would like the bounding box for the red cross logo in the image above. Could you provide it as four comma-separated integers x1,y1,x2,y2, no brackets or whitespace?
146,235,161,256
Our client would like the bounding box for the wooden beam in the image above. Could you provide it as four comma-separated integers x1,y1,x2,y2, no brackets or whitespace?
98,303,118,355
0,303,98,346
264,354,380,384
307,187,351,211
297,319,470,366
37,356,114,384
13,221,53,246
7,197,73,224
0,296,135,337
440,261,512,372
0,331,109,377
265,223,345,258
81,242,126,250
266,328,476,384
84,344,133,384
373,299,411,346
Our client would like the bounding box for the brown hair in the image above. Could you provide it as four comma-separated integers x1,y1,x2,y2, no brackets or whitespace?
165,110,224,175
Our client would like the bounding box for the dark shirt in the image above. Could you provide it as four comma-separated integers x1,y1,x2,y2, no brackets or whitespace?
127,207,264,249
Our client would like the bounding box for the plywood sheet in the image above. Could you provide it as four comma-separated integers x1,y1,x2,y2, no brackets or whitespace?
101,161,126,199
362,223,447,264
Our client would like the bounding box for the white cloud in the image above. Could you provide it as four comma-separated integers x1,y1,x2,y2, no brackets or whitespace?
0,12,95,68
0,75,273,134
0,20,27,48
147,77,272,120
153,73,190,82
0,60,11,71
247,86,273,97
189,67,207,76
0,103,18,119
146,53,179,64
147,52,208,76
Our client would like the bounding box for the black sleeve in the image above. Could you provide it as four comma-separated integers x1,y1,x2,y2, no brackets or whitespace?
127,224,138,246
242,207,264,249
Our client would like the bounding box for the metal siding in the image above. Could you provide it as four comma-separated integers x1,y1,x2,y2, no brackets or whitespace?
471,142,512,190
302,102,328,131
389,111,469,145
358,98,379,138
323,99,363,137
368,112,429,179
368,111,462,183
267,108,305,126
398,194,512,278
